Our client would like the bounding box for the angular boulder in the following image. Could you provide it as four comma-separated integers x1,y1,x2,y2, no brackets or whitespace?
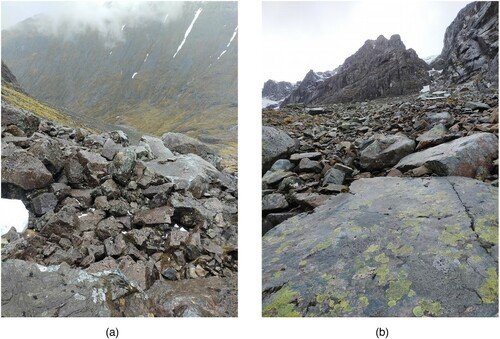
262,126,297,173
360,134,416,171
1,151,53,190
396,132,498,177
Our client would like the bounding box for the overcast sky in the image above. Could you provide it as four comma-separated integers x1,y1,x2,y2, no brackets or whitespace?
1,1,63,30
263,1,471,83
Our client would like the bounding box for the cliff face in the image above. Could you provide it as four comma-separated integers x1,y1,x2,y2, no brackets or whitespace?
431,1,498,87
283,35,430,106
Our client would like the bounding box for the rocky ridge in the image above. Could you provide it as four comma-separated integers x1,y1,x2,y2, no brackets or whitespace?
281,34,430,106
262,79,297,109
1,67,238,316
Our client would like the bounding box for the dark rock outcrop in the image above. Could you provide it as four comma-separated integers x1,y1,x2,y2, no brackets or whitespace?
431,1,499,87
262,80,296,102
282,35,430,106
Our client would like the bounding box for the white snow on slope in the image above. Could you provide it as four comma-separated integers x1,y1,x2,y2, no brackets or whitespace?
0,199,29,236
217,50,226,60
173,8,203,59
132,72,138,79
420,85,430,93
144,53,149,63
121,24,126,31
423,55,438,64
226,26,238,47
163,14,169,23
217,26,238,61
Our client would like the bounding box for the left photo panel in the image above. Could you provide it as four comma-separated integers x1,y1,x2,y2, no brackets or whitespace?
1,1,238,317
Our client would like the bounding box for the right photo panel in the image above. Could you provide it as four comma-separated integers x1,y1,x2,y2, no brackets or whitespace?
262,1,498,317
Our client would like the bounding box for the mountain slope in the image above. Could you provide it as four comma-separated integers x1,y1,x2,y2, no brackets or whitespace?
282,35,429,106
1,2,237,151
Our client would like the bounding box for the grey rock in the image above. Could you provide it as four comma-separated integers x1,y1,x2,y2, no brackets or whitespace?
270,159,294,172
263,177,498,317
360,134,416,171
425,112,453,127
1,259,150,317
140,135,175,160
146,275,237,317
416,123,451,150
50,183,71,201
143,154,222,199
263,170,295,186
109,130,129,146
28,138,64,175
465,102,491,111
99,179,121,200
262,193,289,212
262,126,297,173
431,2,498,87
96,217,124,241
161,268,178,281
298,158,322,173
110,147,136,186
142,183,175,198
290,152,322,161
31,193,58,216
41,206,79,237
133,207,171,227
292,193,330,209
1,151,53,190
101,138,122,160
322,168,345,186
396,132,498,177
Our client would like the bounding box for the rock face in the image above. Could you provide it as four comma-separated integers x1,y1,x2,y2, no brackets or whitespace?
282,35,429,106
263,177,498,317
262,79,297,108
431,1,499,87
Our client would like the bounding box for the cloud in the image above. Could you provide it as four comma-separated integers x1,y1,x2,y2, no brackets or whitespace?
30,2,184,45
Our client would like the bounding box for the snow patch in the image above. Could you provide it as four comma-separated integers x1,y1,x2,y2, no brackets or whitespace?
173,7,203,59
423,54,439,64
163,14,169,23
109,51,112,55
121,24,126,31
0,198,29,236
226,26,238,47
420,85,430,93
217,50,227,60
144,53,149,63
132,72,138,79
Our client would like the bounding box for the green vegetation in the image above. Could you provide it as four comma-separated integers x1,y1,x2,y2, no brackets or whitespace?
262,287,301,317
2,85,96,133
412,299,443,317
479,268,498,304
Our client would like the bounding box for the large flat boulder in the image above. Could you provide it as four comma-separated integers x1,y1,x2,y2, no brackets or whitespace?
396,132,498,177
1,259,150,317
263,177,498,317
142,154,224,198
